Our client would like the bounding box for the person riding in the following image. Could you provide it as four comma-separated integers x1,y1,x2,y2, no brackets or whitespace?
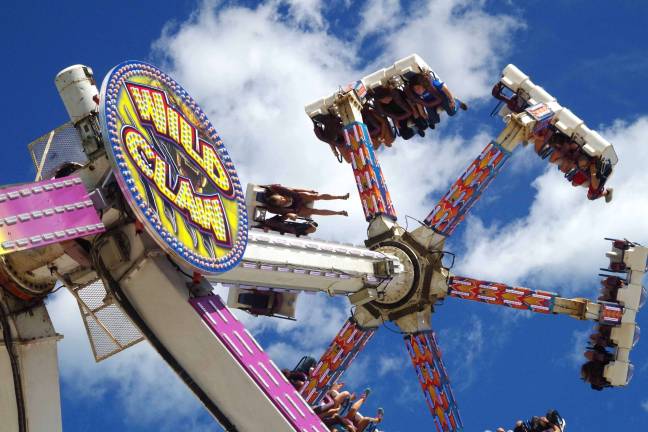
361,105,395,148
403,73,442,130
587,157,613,202
324,388,383,432
260,215,318,237
315,382,354,420
261,184,349,219
492,81,527,113
423,73,468,117
509,409,566,432
404,73,453,130
599,277,622,302
567,155,591,187
313,113,353,163
372,85,418,140
581,359,609,390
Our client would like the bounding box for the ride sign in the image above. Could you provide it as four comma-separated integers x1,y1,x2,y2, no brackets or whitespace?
100,61,248,274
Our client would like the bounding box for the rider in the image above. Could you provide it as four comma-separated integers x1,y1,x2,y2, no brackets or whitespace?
324,388,383,432
492,81,527,113
361,104,395,149
372,85,418,140
425,73,468,117
581,360,610,391
261,184,349,219
260,215,318,237
313,113,353,163
587,157,613,202
404,73,442,129
404,73,467,127
509,409,566,432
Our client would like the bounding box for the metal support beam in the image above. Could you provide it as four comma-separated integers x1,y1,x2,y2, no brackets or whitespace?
301,319,375,405
405,331,462,432
210,230,399,297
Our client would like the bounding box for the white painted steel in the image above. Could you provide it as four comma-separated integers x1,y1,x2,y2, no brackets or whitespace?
603,243,647,386
499,64,619,164
210,229,399,296
116,253,298,432
610,243,648,311
0,301,62,432
305,54,431,118
55,65,99,125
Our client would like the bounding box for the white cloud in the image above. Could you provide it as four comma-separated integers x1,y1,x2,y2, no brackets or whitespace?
437,314,484,390
362,0,523,100
357,0,401,39
278,0,326,29
377,353,403,376
458,118,648,295
568,328,590,367
642,399,648,412
151,0,519,243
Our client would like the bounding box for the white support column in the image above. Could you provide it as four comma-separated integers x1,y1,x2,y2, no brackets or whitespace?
0,298,63,432
99,225,330,432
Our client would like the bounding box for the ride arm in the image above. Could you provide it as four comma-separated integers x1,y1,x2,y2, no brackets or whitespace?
209,229,400,298
446,275,600,320
338,91,397,226
414,63,619,246
446,239,647,325
95,223,328,432
306,78,397,235
405,331,463,432
447,239,648,389
413,108,538,242
301,318,376,405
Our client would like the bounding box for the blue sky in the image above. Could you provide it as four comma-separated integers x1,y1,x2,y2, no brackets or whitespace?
2,1,648,431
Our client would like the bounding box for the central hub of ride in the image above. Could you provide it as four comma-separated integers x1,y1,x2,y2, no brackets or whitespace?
353,223,450,333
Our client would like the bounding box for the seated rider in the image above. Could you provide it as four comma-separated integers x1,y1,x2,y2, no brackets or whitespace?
492,81,527,113
567,155,591,187
599,277,622,302
404,73,444,129
324,388,383,432
315,382,353,419
581,360,610,391
587,157,613,202
313,113,352,163
261,184,349,219
423,73,468,117
260,215,318,237
589,325,613,347
361,105,395,149
567,155,613,202
282,368,308,390
372,85,417,140
510,409,566,432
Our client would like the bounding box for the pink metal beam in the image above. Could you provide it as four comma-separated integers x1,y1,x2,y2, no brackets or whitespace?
0,176,104,255
190,295,328,432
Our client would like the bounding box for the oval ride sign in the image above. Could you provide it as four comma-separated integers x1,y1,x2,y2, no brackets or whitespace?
100,61,248,274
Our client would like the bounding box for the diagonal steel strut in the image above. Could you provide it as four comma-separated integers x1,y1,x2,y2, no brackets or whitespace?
301,318,376,405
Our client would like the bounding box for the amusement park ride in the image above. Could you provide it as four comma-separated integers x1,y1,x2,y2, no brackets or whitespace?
0,54,645,432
